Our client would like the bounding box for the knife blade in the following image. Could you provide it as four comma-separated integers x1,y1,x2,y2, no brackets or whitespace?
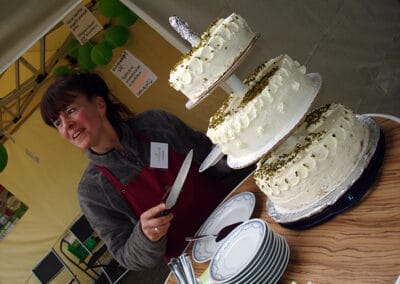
185,221,243,242
159,149,193,216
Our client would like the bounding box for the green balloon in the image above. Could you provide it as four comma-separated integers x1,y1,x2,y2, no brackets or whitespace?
91,42,113,65
53,66,71,77
78,43,96,70
78,43,93,62
0,144,8,173
98,0,125,18
78,56,96,70
116,9,138,26
66,39,80,58
104,25,129,48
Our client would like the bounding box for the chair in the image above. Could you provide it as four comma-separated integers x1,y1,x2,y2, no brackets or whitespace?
65,214,129,284
32,248,80,284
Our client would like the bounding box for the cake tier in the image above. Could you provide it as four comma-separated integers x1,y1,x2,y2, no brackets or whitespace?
254,103,369,214
207,54,316,160
278,128,385,229
169,13,256,101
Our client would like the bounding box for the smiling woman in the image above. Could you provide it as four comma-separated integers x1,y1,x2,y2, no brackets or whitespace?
40,73,132,129
41,73,133,152
53,95,107,150
39,72,249,278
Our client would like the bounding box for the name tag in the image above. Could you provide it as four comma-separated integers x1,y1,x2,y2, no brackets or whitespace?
150,142,168,169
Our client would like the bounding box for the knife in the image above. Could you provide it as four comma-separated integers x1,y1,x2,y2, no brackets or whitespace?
185,221,243,242
159,149,193,216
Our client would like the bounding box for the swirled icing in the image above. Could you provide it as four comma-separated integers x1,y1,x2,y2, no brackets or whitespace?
206,54,316,158
169,13,256,101
253,103,368,213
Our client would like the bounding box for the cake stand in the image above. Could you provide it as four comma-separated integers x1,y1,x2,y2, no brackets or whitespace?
266,115,385,229
170,16,321,172
199,72,322,172
226,72,322,169
185,34,260,109
169,16,258,108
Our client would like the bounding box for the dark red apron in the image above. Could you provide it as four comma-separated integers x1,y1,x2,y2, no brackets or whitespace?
96,133,230,260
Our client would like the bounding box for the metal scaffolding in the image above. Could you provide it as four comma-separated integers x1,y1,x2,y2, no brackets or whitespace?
0,31,75,142
0,0,81,142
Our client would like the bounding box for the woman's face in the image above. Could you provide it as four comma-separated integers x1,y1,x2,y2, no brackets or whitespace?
53,94,106,150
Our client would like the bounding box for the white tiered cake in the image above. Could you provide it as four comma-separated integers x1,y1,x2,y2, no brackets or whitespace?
206,54,317,162
169,13,256,102
253,103,369,213
169,13,381,226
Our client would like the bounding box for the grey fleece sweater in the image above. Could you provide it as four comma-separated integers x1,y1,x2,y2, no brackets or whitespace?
78,109,234,271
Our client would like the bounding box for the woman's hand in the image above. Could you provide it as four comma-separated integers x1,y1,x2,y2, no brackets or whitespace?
140,203,173,242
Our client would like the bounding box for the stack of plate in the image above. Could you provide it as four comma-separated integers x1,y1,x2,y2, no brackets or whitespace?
209,218,289,283
193,192,256,263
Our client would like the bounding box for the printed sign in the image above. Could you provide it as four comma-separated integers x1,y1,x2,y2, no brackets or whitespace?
150,142,169,169
0,184,28,240
63,3,103,44
111,50,158,98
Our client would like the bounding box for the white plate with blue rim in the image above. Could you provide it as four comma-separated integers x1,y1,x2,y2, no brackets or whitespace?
192,192,255,263
225,227,274,284
209,218,267,283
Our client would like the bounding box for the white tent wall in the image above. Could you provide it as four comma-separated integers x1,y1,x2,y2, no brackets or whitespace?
122,0,400,117
0,0,81,75
0,109,88,283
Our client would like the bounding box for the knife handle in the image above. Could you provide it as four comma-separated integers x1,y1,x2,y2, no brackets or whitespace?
158,209,171,217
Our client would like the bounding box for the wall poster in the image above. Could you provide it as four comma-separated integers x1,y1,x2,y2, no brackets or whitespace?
111,50,158,98
0,184,28,240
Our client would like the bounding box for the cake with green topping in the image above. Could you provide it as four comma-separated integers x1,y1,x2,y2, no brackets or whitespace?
253,103,369,213
206,54,316,159
169,13,256,101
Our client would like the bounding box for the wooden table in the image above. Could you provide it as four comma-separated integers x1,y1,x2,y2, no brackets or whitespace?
167,117,400,284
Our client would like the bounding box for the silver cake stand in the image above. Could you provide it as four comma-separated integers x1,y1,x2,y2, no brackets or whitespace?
267,115,384,229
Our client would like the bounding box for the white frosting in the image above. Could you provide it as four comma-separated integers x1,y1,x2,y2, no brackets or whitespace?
169,13,256,101
206,54,315,158
253,103,369,213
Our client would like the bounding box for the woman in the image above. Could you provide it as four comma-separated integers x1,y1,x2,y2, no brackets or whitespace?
40,72,249,274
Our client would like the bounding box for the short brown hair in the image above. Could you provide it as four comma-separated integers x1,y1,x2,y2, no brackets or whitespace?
40,72,132,127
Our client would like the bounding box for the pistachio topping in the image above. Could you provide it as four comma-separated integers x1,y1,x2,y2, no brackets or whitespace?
208,96,233,129
170,18,221,73
239,66,279,108
304,104,331,128
254,131,324,181
209,62,281,129
243,61,269,85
